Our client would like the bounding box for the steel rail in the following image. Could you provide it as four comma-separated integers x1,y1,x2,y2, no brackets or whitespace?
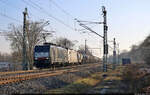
0,63,98,76
0,63,101,85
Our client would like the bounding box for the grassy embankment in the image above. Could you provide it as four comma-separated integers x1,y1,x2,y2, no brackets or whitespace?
46,65,125,94
121,64,150,93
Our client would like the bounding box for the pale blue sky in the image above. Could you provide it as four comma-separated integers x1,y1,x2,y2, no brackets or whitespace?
0,0,150,58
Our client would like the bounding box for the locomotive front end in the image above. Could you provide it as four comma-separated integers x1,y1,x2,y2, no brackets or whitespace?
34,45,50,68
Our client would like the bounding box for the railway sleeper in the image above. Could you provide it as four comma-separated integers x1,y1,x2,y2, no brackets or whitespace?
0,63,100,85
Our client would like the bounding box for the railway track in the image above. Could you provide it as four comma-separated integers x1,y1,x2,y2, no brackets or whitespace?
0,63,98,77
0,63,101,85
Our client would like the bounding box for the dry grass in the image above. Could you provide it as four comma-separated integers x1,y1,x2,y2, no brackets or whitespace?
46,65,126,94
121,64,150,93
104,76,122,81
104,66,125,81
46,72,104,94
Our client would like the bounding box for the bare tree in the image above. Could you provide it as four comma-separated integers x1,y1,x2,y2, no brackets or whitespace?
78,45,92,55
6,20,53,69
0,52,12,62
55,37,75,49
113,35,150,64
139,35,150,65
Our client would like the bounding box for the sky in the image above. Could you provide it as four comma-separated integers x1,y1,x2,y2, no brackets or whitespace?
0,0,150,58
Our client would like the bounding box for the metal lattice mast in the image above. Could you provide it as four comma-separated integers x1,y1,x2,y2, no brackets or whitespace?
117,43,120,65
22,8,28,70
113,38,116,70
102,6,108,72
75,6,108,72
85,39,87,55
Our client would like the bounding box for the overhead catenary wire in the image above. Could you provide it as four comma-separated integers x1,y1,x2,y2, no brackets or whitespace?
50,0,76,31
0,0,20,11
23,0,74,39
0,0,22,23
0,0,23,24
0,12,22,23
22,0,74,30
22,0,39,10
28,0,43,10
50,0,75,19
24,0,94,39
0,0,31,21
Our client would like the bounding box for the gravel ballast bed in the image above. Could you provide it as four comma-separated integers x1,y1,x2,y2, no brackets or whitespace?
0,64,102,94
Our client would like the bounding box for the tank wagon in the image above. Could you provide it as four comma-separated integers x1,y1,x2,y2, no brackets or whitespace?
34,43,101,68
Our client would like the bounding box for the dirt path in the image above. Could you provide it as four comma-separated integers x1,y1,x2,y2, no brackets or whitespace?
87,65,128,94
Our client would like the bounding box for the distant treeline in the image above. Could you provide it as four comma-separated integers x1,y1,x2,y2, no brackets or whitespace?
0,52,12,62
108,34,150,65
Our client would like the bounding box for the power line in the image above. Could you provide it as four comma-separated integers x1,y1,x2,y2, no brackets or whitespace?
0,0,20,11
22,0,39,10
22,0,74,30
0,0,23,24
21,0,42,20
77,24,98,32
28,0,43,10
50,0,74,19
0,12,21,23
0,0,33,21
108,44,113,50
76,20,103,38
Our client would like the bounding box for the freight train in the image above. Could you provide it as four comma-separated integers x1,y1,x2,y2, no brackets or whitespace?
33,43,100,68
